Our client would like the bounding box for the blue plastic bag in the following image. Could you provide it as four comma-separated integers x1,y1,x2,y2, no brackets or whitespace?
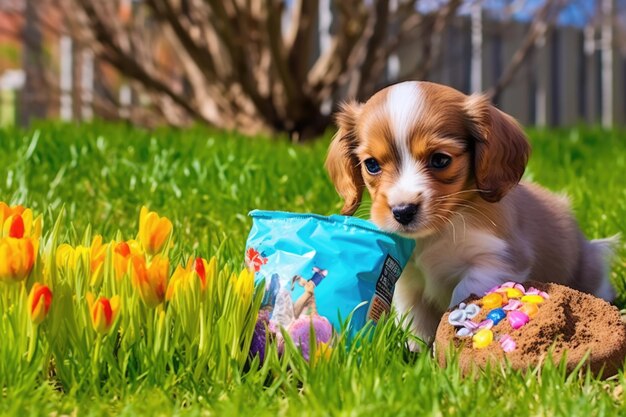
245,210,416,337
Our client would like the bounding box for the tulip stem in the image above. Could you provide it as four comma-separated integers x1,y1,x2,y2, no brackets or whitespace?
92,334,103,388
27,323,38,362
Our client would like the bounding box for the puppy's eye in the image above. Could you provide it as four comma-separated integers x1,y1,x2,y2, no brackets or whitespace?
364,158,382,175
430,153,452,169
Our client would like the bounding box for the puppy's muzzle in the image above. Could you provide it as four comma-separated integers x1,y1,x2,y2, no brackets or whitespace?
392,204,419,225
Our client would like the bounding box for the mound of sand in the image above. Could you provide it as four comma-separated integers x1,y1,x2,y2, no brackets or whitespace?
435,281,626,377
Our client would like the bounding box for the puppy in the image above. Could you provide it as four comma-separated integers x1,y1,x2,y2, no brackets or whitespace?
325,81,616,344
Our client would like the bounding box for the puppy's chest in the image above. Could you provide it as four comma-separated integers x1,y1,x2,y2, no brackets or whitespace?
402,228,509,308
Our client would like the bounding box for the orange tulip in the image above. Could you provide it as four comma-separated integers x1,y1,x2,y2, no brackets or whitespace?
130,254,169,307
86,293,121,334
29,283,53,325
191,256,215,290
0,237,35,283
113,239,143,280
166,256,215,301
0,202,25,222
0,203,42,240
138,207,173,255
113,241,131,279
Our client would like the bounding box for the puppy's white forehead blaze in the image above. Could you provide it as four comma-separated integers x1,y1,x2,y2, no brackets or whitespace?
386,82,426,144
385,82,428,206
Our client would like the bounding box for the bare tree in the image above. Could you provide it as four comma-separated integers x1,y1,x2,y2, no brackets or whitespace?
57,0,471,139
6,0,569,138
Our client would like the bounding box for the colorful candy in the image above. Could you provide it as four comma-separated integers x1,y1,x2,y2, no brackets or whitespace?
526,287,550,299
472,328,494,348
508,310,530,329
456,327,473,337
499,334,516,352
520,302,539,318
481,292,504,310
477,319,494,330
521,294,545,304
464,303,480,319
448,309,467,326
486,308,506,325
500,287,524,298
503,299,523,311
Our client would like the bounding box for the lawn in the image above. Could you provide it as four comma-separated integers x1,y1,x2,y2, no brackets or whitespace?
1,122,626,416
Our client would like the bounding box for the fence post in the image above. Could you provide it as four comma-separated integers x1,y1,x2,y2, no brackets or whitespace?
555,26,582,126
499,21,531,125
470,2,483,94
119,84,131,119
60,35,73,121
81,50,94,121
600,0,613,127
583,25,598,124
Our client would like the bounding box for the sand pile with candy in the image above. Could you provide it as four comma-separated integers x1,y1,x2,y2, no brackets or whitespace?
435,281,626,376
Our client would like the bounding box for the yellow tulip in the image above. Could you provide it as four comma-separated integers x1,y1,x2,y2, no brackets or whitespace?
29,282,53,325
0,237,36,283
130,254,169,307
232,268,254,305
138,207,173,255
86,292,121,334
165,264,192,301
56,243,88,270
89,235,107,275
56,237,107,285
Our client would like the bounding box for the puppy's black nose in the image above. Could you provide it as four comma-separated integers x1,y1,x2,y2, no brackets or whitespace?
392,204,419,225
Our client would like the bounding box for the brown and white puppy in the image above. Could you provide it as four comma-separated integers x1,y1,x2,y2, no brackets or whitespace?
325,81,616,344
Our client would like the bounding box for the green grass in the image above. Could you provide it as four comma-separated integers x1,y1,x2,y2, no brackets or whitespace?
1,122,625,416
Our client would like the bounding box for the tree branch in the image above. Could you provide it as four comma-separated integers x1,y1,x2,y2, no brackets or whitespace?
486,0,566,100
286,0,319,86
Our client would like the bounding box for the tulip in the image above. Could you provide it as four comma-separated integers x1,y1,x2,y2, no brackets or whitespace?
130,254,169,307
190,256,214,289
138,207,173,255
28,283,53,325
56,243,89,270
86,293,121,334
56,237,108,285
113,241,131,280
88,235,109,286
165,264,192,301
111,239,144,280
231,268,254,305
0,203,42,240
194,257,207,288
0,237,36,283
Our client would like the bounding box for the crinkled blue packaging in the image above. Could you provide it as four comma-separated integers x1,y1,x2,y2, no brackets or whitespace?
245,210,416,337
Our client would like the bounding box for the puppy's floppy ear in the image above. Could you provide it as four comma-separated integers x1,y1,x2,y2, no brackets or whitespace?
325,101,364,215
464,94,531,203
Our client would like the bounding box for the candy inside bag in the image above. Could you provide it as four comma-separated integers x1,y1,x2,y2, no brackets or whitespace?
245,210,416,354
